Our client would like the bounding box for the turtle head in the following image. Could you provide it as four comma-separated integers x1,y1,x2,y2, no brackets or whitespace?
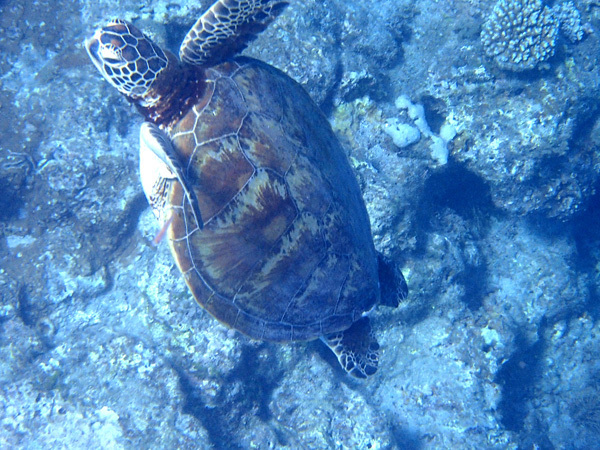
85,19,168,101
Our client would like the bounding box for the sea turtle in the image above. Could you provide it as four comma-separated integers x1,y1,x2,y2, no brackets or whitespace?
85,0,408,378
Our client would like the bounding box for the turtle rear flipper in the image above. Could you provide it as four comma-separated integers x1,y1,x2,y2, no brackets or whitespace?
180,0,289,66
377,252,408,308
323,317,379,379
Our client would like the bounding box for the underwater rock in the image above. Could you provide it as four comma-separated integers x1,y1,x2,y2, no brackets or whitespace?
1,0,599,448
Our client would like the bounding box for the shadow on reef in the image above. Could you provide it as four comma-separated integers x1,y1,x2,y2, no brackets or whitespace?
415,163,494,228
414,164,495,310
319,60,344,118
174,343,284,449
419,94,447,135
391,423,423,450
572,178,600,317
0,177,24,222
456,262,489,311
495,320,547,433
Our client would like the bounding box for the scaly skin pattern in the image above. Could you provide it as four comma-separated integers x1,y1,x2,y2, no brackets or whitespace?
85,20,205,126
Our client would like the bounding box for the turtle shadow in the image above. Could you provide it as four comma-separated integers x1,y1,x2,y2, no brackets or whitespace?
494,321,547,441
311,341,424,449
414,163,497,311
173,341,285,449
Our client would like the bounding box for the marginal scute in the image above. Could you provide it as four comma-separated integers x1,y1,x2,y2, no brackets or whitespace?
168,184,201,242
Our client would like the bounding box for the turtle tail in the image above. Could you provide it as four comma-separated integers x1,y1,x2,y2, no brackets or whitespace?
180,0,289,66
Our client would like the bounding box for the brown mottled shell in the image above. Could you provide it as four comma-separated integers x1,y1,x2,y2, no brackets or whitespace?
166,57,378,342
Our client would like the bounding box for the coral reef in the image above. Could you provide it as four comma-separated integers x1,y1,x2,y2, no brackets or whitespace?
481,0,558,71
554,1,585,43
481,0,586,71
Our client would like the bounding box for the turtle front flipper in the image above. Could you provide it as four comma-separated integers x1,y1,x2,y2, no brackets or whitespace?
140,122,204,230
180,0,289,66
323,317,380,379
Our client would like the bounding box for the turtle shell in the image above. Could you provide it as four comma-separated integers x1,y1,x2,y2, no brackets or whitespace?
165,56,379,342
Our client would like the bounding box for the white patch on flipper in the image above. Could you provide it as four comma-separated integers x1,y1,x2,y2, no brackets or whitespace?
139,122,204,228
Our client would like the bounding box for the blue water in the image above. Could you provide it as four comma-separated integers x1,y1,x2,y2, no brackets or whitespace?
1,0,599,448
